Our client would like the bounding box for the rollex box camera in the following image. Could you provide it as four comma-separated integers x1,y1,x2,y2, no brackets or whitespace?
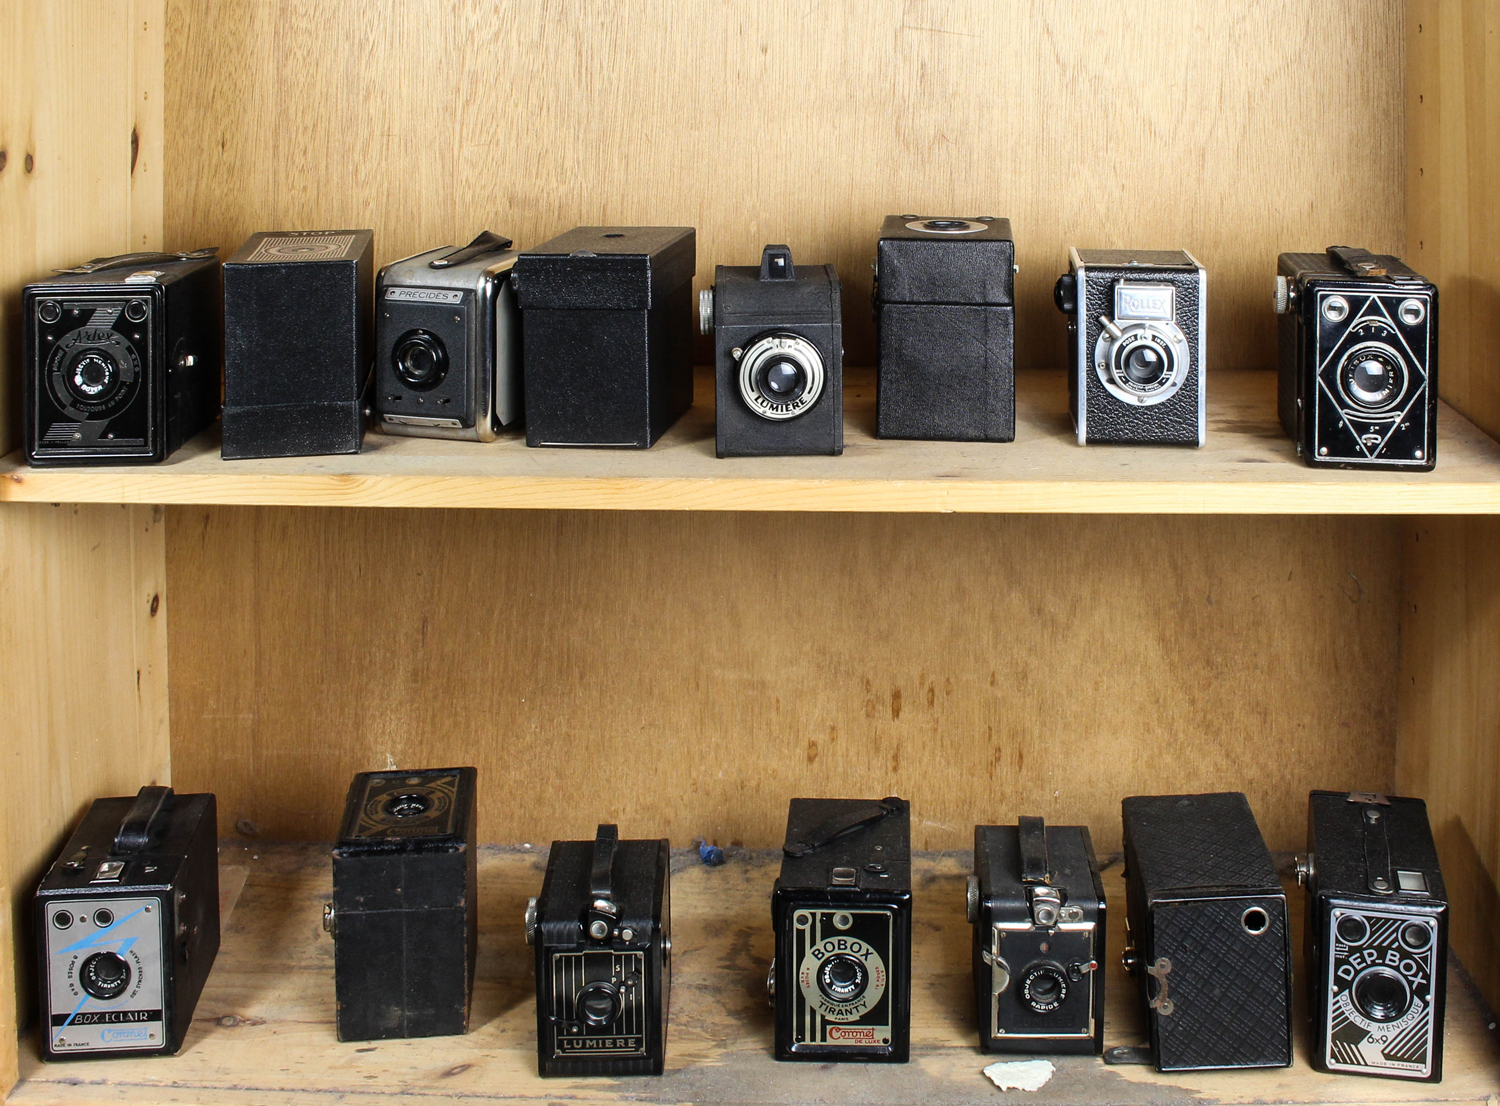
1054,249,1206,446
1298,791,1447,1081
702,244,843,456
526,824,671,1076
36,786,219,1060
374,231,521,441
23,249,220,465
326,768,478,1041
874,215,1015,442
1121,792,1292,1072
968,817,1105,1054
222,229,374,459
1275,246,1437,470
770,796,910,1062
513,226,695,449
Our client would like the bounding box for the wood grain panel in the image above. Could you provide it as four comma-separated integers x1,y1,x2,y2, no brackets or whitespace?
162,0,1404,372
168,510,1399,854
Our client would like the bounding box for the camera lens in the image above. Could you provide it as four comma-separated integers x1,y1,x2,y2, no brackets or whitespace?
1020,963,1069,1013
1352,967,1411,1023
38,301,62,324
757,359,805,404
1338,344,1405,412
124,299,148,323
392,330,448,390
79,951,131,1000
1336,914,1369,945
576,980,621,1026
1124,344,1166,386
65,349,122,403
738,333,824,420
382,792,431,819
817,954,868,1003
1401,922,1434,953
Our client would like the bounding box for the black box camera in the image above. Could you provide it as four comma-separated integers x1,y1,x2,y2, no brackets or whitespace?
1054,249,1206,446
526,824,671,1076
1299,791,1447,1081
23,249,220,465
702,244,843,456
968,817,1105,1054
770,796,910,1062
874,216,1015,442
513,226,695,449
374,231,522,441
1276,247,1437,469
36,786,219,1059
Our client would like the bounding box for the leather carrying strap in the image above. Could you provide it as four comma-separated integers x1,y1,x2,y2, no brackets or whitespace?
590,823,619,899
1362,805,1394,894
784,798,900,858
430,230,513,269
55,248,219,275
1018,815,1050,884
1327,245,1390,280
113,786,174,855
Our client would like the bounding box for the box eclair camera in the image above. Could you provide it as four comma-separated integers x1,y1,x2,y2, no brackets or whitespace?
1054,249,1205,446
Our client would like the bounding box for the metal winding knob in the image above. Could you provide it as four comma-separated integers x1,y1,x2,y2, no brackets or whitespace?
965,875,980,924
322,902,336,937
524,897,538,946
698,288,714,335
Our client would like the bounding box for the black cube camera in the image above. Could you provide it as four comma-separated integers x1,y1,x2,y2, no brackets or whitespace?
1121,792,1292,1071
325,768,478,1041
1054,249,1206,446
968,818,1105,1054
874,216,1015,442
513,226,695,449
526,824,671,1076
36,786,219,1059
1275,247,1437,469
1298,791,1447,1081
374,232,521,441
770,796,910,1062
23,249,220,465
702,244,843,456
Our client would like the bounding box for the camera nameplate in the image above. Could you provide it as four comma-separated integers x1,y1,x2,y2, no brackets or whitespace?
45,896,165,1055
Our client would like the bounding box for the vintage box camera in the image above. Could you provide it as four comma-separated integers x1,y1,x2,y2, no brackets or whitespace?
1121,792,1292,1071
374,231,521,441
36,786,219,1059
513,226,695,449
874,216,1015,442
702,244,843,456
1053,249,1206,446
222,229,374,458
1275,247,1437,469
325,768,478,1041
22,249,220,465
770,796,911,1062
1298,790,1447,1081
968,818,1105,1054
526,824,671,1076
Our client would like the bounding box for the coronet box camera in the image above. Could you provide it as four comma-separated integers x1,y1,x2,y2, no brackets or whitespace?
1121,792,1292,1072
326,768,478,1041
968,817,1105,1054
701,244,843,456
770,796,911,1063
525,824,671,1076
374,231,521,441
1053,249,1206,446
1298,791,1447,1081
874,215,1015,442
1275,247,1437,470
23,249,220,465
36,786,219,1059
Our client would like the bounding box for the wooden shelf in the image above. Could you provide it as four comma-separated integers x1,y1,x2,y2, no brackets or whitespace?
3,370,1499,513
11,844,1497,1106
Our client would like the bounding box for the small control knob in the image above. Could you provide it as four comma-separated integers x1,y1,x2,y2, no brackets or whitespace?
966,875,980,924
1274,275,1291,315
524,897,538,945
79,951,131,999
1053,274,1077,314
699,288,715,335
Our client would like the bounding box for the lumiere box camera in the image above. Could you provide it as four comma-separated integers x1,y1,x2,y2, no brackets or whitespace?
1275,247,1437,470
770,796,911,1062
513,226,695,449
1298,791,1447,1082
374,231,522,441
526,824,671,1076
325,768,478,1041
23,249,220,465
968,817,1105,1054
36,786,219,1060
702,244,843,456
1121,792,1292,1072
222,229,374,459
874,216,1015,442
1054,249,1206,446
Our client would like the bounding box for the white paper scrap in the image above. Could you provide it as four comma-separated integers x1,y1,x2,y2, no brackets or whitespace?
982,1058,1055,1092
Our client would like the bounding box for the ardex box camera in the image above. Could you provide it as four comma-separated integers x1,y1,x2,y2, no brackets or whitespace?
512,226,695,449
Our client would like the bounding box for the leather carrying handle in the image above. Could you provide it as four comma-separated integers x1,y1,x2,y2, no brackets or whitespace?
1362,806,1393,894
113,786,174,854
590,823,619,899
54,248,218,275
784,798,900,858
1327,245,1390,280
1018,815,1050,884
430,230,513,269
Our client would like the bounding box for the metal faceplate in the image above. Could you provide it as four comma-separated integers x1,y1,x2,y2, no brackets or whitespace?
45,896,165,1054
1324,906,1440,1078
790,907,894,1049
548,949,650,1058
989,919,1097,1040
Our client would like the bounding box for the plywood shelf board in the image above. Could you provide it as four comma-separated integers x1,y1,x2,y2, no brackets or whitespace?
4,371,1499,513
